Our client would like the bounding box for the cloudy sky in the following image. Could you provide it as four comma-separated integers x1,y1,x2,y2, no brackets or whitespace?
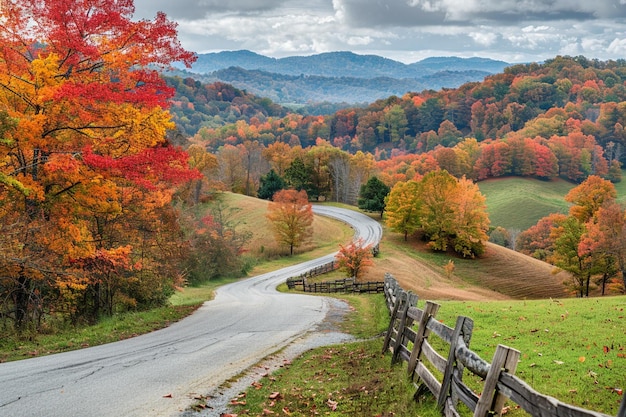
133,0,626,64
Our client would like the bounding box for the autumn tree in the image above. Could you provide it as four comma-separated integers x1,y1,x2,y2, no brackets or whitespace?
418,170,489,257
184,198,253,284
384,180,422,241
516,213,568,260
266,189,314,255
0,0,196,329
579,201,626,294
564,175,617,223
550,216,596,297
335,238,374,280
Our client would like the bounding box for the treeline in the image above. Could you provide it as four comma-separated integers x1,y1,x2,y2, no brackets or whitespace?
184,56,626,189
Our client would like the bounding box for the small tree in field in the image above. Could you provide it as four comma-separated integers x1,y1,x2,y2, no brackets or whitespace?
335,238,374,280
266,189,313,255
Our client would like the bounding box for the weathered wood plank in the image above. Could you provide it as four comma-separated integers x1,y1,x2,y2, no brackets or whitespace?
455,341,490,379
427,319,455,344
451,369,479,410
407,301,441,377
416,361,443,399
474,345,520,417
438,316,474,411
421,340,447,373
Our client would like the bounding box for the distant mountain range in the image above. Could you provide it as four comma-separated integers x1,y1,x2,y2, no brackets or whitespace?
172,50,511,104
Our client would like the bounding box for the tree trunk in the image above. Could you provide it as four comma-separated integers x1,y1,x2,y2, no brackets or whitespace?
15,274,30,330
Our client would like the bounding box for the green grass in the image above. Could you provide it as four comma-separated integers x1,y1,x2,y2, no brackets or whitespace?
229,294,438,417
434,296,626,415
479,171,626,232
478,176,574,231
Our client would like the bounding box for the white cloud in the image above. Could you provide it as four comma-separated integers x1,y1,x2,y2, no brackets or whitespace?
132,0,626,63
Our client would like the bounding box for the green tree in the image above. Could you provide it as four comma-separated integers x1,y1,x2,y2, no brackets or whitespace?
284,157,315,196
258,169,286,200
266,189,314,255
358,176,390,218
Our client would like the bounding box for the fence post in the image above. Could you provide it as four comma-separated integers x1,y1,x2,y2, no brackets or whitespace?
407,301,441,378
474,344,520,417
382,290,405,354
437,315,474,411
391,292,419,364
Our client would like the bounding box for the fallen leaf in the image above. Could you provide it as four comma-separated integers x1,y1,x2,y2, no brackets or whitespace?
579,356,586,363
163,394,172,398
604,346,610,354
269,392,282,400
554,360,564,365
262,408,274,415
326,399,338,411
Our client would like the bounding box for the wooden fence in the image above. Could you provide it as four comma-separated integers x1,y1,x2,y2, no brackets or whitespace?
285,244,384,294
381,273,626,417
287,273,385,293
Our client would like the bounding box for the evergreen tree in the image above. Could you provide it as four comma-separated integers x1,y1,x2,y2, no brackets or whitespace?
258,169,286,200
358,176,390,217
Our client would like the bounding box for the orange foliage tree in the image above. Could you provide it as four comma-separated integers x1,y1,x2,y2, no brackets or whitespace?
266,189,313,255
0,0,197,329
334,238,374,280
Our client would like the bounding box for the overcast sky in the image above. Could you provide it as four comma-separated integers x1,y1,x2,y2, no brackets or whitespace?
133,0,626,64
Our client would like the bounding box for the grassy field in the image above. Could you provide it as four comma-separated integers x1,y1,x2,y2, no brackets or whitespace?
479,172,626,231
478,176,573,231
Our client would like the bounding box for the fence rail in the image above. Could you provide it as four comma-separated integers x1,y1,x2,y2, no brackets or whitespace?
285,245,384,294
381,272,626,417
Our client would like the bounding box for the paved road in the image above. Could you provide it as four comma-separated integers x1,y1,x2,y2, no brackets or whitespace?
0,206,382,417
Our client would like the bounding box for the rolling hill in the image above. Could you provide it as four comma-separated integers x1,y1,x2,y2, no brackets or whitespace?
171,50,510,104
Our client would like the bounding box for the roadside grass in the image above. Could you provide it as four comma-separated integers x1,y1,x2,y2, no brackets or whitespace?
229,293,439,417
0,304,198,363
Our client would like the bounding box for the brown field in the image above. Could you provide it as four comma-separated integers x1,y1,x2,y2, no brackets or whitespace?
224,193,573,302
363,235,571,302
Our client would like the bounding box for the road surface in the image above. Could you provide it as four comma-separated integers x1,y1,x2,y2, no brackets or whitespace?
0,206,382,417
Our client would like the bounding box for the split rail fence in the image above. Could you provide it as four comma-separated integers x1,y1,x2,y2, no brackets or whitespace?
382,273,626,417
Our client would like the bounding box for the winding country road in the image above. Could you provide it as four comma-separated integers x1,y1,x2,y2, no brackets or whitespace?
0,206,382,417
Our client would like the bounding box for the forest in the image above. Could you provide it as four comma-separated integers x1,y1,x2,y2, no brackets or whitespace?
174,55,626,205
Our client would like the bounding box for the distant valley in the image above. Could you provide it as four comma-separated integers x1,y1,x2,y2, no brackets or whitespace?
172,50,511,105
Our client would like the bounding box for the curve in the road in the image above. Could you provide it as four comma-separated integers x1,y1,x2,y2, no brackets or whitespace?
0,206,382,417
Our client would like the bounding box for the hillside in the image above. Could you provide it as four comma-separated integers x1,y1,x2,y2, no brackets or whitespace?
171,50,509,104
478,176,575,231
363,233,569,302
